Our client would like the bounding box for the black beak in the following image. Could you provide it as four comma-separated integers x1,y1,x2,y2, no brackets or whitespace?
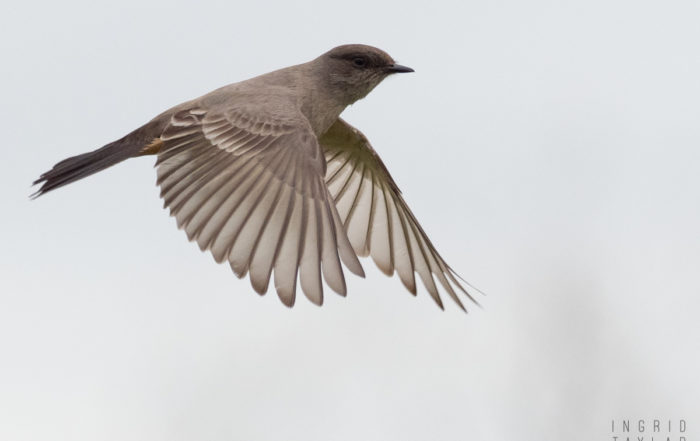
386,64,414,73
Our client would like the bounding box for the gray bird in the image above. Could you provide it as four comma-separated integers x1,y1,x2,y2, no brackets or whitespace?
33,44,479,311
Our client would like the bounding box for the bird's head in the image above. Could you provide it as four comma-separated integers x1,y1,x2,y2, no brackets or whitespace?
316,44,414,105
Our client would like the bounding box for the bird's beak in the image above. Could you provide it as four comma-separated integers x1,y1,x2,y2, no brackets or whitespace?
386,64,415,73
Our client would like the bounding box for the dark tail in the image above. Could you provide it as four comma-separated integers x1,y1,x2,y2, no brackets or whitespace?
31,121,163,198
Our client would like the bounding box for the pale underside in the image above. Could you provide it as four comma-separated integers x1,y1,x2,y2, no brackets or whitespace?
155,106,477,311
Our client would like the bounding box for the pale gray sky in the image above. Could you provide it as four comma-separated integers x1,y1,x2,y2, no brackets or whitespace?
2,0,699,440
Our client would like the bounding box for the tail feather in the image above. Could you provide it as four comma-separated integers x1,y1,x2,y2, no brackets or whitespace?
31,122,162,198
32,140,128,197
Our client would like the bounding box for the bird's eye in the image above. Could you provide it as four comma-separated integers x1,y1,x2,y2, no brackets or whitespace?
352,57,368,68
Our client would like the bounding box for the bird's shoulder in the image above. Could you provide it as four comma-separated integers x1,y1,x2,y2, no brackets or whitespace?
197,83,302,122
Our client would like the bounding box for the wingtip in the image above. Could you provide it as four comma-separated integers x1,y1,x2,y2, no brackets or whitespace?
468,292,484,309
250,278,269,296
277,288,296,308
279,295,296,308
454,296,467,313
344,256,365,278
229,260,248,279
452,268,487,297
435,299,445,311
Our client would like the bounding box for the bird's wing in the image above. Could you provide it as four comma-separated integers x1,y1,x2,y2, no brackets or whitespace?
320,118,478,311
155,106,364,307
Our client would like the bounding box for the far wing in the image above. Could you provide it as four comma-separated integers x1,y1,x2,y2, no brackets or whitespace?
320,118,478,311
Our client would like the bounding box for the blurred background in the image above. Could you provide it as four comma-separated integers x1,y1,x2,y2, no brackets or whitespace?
1,0,698,440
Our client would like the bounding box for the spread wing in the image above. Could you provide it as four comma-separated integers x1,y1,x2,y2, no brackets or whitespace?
155,107,364,307
320,118,479,311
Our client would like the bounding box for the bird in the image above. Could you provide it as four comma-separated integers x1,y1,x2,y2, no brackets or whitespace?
32,44,480,311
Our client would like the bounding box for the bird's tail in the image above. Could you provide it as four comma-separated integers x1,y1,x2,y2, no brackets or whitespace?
31,122,162,198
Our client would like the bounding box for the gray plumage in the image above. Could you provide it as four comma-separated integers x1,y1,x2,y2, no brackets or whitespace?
33,44,479,311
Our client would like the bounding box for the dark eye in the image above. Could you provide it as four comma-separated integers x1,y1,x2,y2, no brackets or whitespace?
352,57,368,68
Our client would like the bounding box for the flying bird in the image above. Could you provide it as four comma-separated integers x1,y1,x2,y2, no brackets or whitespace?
33,44,479,311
